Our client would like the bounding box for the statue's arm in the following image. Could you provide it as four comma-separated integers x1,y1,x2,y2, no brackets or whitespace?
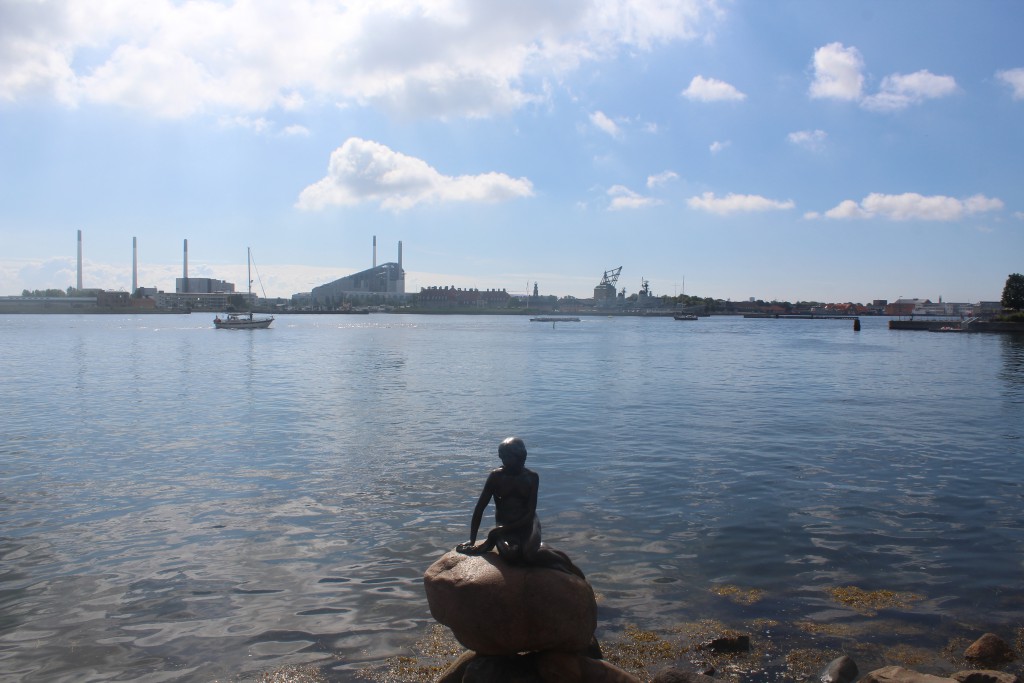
467,485,492,543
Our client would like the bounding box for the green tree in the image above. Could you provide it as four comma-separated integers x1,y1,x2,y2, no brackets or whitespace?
1002,273,1024,311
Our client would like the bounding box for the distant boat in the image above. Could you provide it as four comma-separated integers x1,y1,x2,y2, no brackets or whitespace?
674,313,699,321
214,248,274,330
530,316,580,322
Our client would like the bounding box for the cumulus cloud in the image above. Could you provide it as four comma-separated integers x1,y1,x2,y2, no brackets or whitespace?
809,42,864,101
681,75,746,102
820,193,1004,221
809,43,956,111
647,171,679,188
687,192,794,215
996,68,1024,100
788,129,827,151
607,185,660,210
297,137,533,211
709,140,731,154
0,0,723,120
861,70,957,111
590,110,621,138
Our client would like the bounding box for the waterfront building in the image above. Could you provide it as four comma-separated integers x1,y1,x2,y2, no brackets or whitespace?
310,240,406,308
417,286,511,308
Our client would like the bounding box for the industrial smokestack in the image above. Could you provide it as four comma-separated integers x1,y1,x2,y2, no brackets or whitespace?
132,237,138,293
77,230,83,290
398,241,403,272
373,235,377,268
183,238,189,292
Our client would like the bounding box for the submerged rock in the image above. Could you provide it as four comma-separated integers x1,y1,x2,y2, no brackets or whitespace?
953,671,1021,683
965,634,1016,665
650,668,716,683
698,634,750,653
819,655,859,683
861,665,956,683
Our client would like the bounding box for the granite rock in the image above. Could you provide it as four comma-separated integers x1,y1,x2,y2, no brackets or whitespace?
424,550,597,656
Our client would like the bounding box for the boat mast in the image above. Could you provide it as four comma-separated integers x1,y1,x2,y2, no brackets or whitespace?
247,247,252,310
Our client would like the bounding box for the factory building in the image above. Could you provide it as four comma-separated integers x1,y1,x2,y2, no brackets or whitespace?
311,239,406,307
175,277,235,294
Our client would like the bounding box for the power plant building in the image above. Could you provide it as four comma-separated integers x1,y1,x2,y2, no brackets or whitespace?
311,239,406,307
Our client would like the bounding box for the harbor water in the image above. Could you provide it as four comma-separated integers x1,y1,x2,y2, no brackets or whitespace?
1,314,1022,681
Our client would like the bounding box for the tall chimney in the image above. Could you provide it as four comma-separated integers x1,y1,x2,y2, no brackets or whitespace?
77,230,83,290
373,235,377,268
398,240,403,272
132,237,138,293
183,239,189,293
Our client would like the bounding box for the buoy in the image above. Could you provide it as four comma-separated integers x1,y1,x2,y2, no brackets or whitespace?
853,318,861,332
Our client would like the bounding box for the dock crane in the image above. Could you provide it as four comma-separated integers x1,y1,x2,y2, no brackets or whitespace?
599,267,622,288
594,267,622,307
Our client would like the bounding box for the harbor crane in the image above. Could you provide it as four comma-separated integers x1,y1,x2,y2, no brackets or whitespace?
599,267,622,288
594,266,623,307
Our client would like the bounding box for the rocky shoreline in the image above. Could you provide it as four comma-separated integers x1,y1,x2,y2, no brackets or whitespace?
355,551,1023,683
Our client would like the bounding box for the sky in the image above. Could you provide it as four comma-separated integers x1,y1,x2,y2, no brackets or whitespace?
1,0,1022,303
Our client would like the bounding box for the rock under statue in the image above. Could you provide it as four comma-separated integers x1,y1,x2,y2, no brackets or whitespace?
456,437,584,578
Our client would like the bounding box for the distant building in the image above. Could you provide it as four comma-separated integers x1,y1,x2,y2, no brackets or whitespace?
311,240,406,307
417,286,511,308
312,263,406,307
176,277,235,294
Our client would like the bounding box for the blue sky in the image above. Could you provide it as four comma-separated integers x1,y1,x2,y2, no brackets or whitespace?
1,0,1021,303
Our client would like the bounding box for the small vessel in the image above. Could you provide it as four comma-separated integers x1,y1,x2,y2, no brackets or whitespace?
530,316,580,322
214,311,273,329
214,248,274,330
674,313,699,321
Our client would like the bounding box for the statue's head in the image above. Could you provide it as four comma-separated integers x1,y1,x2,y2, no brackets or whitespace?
498,437,527,470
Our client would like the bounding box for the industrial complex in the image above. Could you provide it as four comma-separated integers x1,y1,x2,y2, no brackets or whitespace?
0,230,1007,320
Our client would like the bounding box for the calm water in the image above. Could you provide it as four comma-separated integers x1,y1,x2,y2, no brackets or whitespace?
1,313,1022,681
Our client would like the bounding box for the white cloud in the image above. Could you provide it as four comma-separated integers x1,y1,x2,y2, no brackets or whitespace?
823,199,868,219
647,171,679,188
681,75,745,102
296,137,533,211
590,110,621,138
709,140,731,154
996,68,1024,100
809,42,864,101
687,192,795,215
282,124,311,137
0,0,723,120
607,185,660,210
788,129,827,151
809,43,956,112
218,115,272,133
821,193,1004,221
861,70,957,111
1015,211,1024,221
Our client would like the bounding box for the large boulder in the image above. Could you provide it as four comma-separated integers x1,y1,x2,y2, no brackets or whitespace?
423,550,597,656
861,666,956,683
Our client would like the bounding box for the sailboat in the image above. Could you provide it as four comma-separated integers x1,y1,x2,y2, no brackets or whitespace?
213,248,274,329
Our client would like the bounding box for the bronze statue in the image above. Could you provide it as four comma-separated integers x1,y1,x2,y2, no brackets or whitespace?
456,437,584,578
